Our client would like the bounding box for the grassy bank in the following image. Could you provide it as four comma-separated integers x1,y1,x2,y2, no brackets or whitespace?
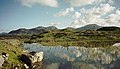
0,39,24,69
24,30,120,47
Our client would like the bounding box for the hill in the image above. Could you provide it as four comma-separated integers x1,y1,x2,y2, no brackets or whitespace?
76,24,102,31
97,26,120,31
8,26,57,35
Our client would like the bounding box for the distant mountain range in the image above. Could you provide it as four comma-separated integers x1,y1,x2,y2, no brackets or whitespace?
0,32,7,35
8,26,57,35
6,24,120,35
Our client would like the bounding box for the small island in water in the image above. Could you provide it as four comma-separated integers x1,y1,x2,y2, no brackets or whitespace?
0,24,120,69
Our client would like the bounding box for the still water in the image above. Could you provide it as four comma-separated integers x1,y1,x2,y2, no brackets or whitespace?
23,43,120,69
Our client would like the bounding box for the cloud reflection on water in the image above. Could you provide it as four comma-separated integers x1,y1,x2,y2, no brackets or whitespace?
23,43,120,69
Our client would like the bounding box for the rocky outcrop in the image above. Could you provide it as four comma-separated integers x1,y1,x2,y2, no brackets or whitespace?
19,51,43,69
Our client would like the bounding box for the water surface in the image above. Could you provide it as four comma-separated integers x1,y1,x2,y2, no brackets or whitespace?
23,43,120,69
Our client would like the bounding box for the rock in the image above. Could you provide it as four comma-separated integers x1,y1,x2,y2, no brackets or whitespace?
29,51,43,63
0,56,5,68
0,52,9,68
24,64,29,69
15,67,18,69
2,52,9,59
113,43,120,46
19,51,43,69
19,54,32,69
32,62,43,69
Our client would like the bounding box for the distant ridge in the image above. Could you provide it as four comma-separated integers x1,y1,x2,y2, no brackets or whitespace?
7,24,120,35
97,26,120,31
76,24,102,31
0,32,7,35
8,26,57,35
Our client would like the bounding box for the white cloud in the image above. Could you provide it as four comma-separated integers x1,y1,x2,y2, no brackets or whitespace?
94,0,114,5
108,0,114,4
54,7,74,17
73,12,81,19
18,0,115,8
105,10,120,26
116,10,120,15
19,0,58,7
70,3,116,28
64,0,96,7
80,3,115,16
64,0,114,7
70,19,86,28
99,4,115,15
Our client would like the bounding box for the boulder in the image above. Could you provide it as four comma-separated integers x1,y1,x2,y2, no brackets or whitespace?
19,51,43,69
0,56,5,68
19,54,32,69
29,51,43,63
113,43,120,46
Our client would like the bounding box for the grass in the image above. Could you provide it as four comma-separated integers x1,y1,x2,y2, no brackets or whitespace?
0,39,24,69
24,30,120,47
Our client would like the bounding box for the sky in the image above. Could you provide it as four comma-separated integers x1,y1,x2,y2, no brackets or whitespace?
0,0,120,32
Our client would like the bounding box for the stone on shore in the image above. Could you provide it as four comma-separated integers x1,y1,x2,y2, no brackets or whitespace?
0,56,4,68
29,51,43,63
19,51,43,69
113,43,120,46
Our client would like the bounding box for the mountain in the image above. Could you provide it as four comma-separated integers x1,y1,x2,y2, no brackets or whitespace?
97,26,120,31
46,26,58,30
76,24,102,31
0,32,7,35
8,26,57,35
